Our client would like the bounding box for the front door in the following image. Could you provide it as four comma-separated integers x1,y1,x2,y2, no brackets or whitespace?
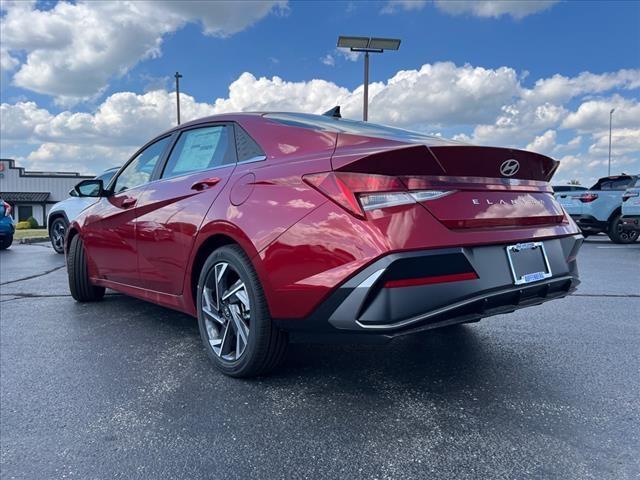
135,124,237,294
82,136,171,287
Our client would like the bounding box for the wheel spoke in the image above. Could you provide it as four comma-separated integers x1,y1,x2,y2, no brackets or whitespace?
219,323,233,357
214,262,228,310
230,306,249,346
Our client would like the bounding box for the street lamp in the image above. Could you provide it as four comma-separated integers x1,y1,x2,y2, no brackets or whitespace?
337,36,401,121
608,108,615,176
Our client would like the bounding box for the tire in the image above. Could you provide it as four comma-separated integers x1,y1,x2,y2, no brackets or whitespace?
49,217,68,254
197,245,288,378
607,213,639,244
0,235,13,250
68,234,105,302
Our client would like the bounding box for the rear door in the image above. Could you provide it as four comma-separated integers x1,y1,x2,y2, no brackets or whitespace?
83,136,172,286
135,123,237,294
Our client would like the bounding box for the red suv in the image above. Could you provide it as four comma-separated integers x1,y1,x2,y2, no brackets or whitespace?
67,111,582,377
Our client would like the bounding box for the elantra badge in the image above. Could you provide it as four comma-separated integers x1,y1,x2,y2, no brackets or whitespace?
500,159,520,177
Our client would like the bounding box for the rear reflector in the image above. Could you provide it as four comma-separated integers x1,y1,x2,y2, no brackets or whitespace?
384,271,478,288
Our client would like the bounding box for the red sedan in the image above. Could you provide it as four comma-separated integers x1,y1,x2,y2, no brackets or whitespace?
67,110,582,377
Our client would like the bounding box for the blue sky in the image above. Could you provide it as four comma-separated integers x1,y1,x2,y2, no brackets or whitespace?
1,0,639,184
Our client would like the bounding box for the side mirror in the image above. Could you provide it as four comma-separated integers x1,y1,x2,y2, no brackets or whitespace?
74,179,106,197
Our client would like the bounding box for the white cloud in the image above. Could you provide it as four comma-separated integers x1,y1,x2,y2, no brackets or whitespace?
561,95,640,133
210,72,353,116
336,48,361,62
17,143,135,175
2,63,639,182
588,128,640,157
434,0,558,19
321,54,335,67
526,130,557,155
525,70,640,104
0,0,286,103
381,0,427,14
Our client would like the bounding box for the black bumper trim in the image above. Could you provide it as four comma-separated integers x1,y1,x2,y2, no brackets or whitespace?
275,234,582,337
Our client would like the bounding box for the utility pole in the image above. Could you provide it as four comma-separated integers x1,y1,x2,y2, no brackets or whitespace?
608,108,615,176
175,71,183,125
363,51,369,121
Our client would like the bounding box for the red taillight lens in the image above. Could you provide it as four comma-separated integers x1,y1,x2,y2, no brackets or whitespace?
623,192,639,202
303,172,453,218
303,172,406,218
579,193,598,203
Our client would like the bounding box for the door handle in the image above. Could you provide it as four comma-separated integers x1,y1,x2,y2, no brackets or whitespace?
191,177,221,191
121,197,137,209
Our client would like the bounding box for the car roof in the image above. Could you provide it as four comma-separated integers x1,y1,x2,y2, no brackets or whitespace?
160,111,465,147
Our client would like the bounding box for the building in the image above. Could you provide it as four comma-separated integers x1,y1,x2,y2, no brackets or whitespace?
0,159,93,227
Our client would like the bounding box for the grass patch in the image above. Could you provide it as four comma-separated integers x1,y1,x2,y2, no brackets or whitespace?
13,228,49,240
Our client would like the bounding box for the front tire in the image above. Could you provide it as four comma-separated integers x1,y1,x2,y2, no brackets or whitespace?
197,245,288,378
68,234,105,302
0,235,13,250
49,217,68,254
608,213,639,244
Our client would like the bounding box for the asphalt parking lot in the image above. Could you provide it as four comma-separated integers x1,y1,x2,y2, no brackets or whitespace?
1,237,638,479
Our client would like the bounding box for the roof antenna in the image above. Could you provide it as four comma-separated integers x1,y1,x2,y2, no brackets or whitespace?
322,106,341,118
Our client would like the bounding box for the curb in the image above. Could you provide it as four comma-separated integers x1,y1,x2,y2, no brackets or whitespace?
19,237,50,244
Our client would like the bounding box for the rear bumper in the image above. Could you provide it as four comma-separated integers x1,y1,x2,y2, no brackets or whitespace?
570,214,607,233
276,234,582,338
620,215,640,231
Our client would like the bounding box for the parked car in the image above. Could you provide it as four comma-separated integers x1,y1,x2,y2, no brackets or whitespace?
65,111,582,377
621,179,640,233
557,174,639,243
0,199,16,250
48,167,119,253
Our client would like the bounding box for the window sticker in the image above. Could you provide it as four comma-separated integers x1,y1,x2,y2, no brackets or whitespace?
174,127,222,173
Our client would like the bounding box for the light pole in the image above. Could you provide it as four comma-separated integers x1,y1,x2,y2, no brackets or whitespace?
608,108,615,176
175,71,183,125
337,36,401,121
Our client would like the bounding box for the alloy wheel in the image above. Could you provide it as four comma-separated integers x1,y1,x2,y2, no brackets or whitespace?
201,262,251,362
51,219,66,252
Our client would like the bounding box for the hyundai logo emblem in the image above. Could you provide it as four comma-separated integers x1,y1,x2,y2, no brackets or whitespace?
500,159,520,177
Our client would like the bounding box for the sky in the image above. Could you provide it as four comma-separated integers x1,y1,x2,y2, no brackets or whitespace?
1,0,639,185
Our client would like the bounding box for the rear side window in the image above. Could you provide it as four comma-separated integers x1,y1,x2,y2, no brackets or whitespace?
591,177,634,191
162,125,233,179
234,125,265,162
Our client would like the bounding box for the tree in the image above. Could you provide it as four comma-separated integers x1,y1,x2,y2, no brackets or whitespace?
568,179,581,185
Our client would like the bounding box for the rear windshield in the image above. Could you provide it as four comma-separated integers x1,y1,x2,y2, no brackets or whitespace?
265,113,465,146
589,176,636,191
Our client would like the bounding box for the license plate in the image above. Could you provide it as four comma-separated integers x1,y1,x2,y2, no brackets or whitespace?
506,242,552,285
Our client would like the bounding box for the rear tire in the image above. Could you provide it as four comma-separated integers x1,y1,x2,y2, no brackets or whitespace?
49,217,68,254
607,213,639,244
0,235,12,250
197,245,288,378
68,234,105,302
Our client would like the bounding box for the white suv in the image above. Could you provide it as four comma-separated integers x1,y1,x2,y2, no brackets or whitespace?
47,167,119,253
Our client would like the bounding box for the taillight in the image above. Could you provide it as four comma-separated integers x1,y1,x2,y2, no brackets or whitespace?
623,192,639,202
579,193,598,203
303,172,453,218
